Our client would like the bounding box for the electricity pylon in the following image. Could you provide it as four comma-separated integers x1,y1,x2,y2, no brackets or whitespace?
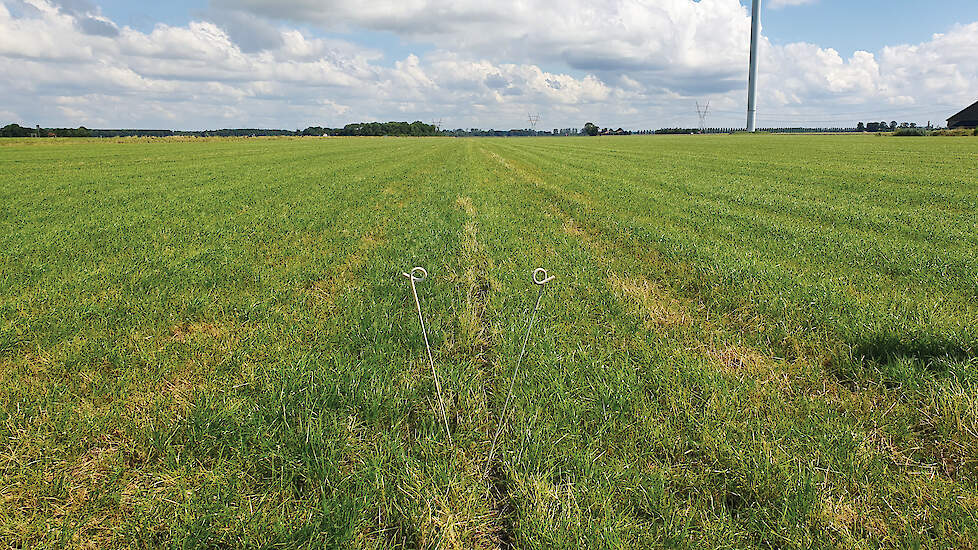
696,101,711,133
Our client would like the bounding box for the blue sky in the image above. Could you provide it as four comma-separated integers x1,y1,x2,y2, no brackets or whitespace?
762,0,978,57
2,0,977,130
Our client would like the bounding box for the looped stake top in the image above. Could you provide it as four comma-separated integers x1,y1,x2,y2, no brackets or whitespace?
532,268,555,286
402,266,428,282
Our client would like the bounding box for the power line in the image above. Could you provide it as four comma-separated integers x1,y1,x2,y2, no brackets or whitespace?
527,113,540,131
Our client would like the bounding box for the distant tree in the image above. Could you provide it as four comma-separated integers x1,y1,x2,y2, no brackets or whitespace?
856,122,865,132
890,121,898,130
583,122,599,136
408,121,425,136
1,124,32,137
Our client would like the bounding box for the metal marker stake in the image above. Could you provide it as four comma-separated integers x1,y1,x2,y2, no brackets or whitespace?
486,268,555,476
403,267,453,445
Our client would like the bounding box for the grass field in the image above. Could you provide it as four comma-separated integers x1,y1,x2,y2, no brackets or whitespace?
1,134,977,548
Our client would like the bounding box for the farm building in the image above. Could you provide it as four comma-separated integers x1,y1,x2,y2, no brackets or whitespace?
947,100,978,129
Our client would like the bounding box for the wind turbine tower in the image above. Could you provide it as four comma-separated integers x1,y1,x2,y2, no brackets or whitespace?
747,0,762,132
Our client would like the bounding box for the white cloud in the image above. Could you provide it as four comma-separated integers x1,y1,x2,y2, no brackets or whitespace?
0,0,976,130
216,0,753,85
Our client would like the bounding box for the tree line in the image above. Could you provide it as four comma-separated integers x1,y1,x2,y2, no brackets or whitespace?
2,124,93,137
301,121,439,136
0,121,441,138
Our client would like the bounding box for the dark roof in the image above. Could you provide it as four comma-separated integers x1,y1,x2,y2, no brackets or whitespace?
948,100,978,122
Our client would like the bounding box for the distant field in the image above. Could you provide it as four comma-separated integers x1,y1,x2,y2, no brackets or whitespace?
1,135,977,548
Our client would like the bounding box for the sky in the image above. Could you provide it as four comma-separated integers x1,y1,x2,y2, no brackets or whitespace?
2,0,977,130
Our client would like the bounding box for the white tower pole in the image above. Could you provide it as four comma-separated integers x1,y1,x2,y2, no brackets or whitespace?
747,0,762,132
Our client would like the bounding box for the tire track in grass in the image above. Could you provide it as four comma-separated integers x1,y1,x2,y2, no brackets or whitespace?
450,192,517,549
452,196,494,376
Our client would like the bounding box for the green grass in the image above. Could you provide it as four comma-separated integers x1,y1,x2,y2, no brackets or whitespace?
1,135,977,548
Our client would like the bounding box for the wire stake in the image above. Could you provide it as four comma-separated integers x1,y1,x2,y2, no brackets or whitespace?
486,268,554,476
403,267,453,445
